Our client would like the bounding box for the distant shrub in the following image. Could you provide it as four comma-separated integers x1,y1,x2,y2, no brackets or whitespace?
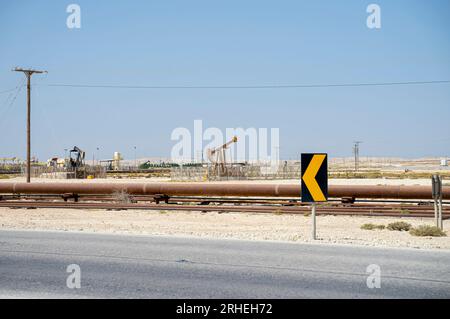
387,221,412,231
410,225,446,237
112,190,131,203
361,223,385,230
273,209,284,215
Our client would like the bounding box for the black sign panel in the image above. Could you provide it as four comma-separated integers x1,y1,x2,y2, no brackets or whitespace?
301,153,328,202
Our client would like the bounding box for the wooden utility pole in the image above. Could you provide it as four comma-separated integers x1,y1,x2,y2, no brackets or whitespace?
13,68,47,183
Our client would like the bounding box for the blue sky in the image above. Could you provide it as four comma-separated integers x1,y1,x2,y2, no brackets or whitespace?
0,0,449,161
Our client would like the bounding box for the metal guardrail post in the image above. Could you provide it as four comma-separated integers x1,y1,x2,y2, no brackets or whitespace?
432,175,443,230
438,175,443,230
432,175,438,227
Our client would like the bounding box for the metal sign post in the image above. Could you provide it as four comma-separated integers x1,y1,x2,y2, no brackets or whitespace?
301,153,328,240
311,203,317,240
432,175,443,230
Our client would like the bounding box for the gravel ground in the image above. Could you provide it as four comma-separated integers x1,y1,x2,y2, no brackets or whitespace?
0,207,448,250
0,178,446,249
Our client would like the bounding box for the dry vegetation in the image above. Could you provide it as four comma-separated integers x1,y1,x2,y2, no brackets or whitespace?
360,223,385,230
410,225,446,237
387,221,412,231
112,190,132,203
361,221,446,237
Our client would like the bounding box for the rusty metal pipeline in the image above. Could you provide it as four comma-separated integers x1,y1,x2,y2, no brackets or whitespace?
0,182,448,200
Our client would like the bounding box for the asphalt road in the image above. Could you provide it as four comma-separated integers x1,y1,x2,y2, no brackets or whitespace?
0,230,449,298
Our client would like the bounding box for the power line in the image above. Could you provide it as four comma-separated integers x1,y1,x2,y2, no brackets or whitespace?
0,80,27,126
0,78,26,121
45,80,450,90
0,87,21,95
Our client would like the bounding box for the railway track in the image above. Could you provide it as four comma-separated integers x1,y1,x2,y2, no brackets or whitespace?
0,197,448,219
2,193,448,205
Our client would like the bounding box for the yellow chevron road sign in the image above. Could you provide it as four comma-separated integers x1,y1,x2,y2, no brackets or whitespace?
301,153,328,202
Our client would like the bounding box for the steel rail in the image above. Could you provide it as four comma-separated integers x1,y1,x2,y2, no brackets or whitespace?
2,194,448,207
1,198,445,211
0,200,448,219
0,193,443,207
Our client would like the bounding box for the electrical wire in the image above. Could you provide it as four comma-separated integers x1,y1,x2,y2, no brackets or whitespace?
0,78,26,126
45,80,450,90
0,86,22,95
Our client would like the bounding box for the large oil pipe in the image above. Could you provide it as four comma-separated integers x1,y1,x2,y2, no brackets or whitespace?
0,182,448,200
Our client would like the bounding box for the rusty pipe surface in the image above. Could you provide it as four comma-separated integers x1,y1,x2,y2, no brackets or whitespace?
0,182,448,199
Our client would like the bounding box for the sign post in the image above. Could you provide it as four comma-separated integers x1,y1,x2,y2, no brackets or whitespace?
432,175,443,230
311,203,317,240
301,153,328,240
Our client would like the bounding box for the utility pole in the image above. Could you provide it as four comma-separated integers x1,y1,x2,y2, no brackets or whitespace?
13,68,47,183
353,141,363,172
134,146,137,169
